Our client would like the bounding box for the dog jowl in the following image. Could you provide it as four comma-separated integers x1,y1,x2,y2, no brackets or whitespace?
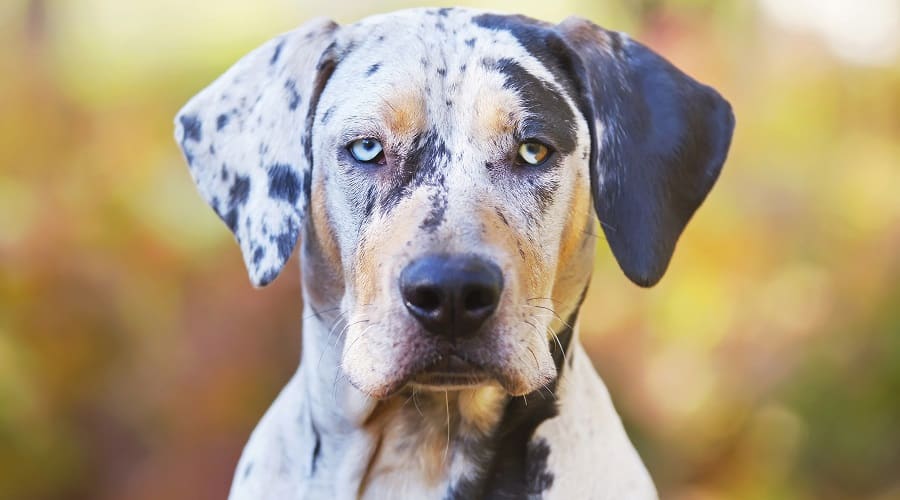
175,7,733,499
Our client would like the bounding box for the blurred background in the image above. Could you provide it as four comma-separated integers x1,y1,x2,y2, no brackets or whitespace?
1,0,898,498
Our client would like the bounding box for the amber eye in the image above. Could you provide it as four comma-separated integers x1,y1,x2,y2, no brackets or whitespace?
349,138,384,162
517,142,550,165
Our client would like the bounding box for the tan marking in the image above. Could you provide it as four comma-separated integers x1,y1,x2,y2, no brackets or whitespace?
381,88,426,138
456,384,506,434
477,202,549,299
551,170,595,314
558,17,618,53
472,87,519,144
556,172,592,279
304,174,344,307
354,188,430,306
359,386,507,496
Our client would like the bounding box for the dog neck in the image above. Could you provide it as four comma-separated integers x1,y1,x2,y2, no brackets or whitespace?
292,209,596,496
293,282,585,498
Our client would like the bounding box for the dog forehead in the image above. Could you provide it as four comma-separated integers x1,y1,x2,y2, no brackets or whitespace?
317,9,574,136
341,11,560,88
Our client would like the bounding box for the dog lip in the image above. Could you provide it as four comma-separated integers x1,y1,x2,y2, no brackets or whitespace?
411,353,491,387
427,353,481,373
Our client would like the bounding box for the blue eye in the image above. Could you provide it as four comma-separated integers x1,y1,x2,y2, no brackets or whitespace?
349,138,384,162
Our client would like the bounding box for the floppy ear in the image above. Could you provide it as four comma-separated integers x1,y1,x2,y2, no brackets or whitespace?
558,18,734,287
175,18,339,286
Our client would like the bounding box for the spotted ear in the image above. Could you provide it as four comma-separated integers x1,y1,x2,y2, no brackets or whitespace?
174,18,339,286
558,18,734,287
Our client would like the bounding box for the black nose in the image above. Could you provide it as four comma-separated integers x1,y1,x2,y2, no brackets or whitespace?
399,255,503,338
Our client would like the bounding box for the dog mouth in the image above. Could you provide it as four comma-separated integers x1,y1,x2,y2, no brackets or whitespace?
408,353,493,391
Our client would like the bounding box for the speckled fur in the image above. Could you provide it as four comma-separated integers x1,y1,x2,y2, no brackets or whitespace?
175,6,733,500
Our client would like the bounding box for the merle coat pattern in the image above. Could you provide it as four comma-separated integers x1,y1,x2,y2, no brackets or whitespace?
175,8,733,499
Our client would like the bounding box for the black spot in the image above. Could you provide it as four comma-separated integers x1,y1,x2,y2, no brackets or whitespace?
304,54,337,170
222,208,239,232
436,67,447,77
495,207,509,227
445,99,453,107
252,246,265,265
366,63,381,77
473,14,580,99
228,176,251,208
419,188,447,232
275,231,295,262
445,286,589,499
179,114,202,143
437,7,452,16
270,39,285,65
302,170,312,206
459,63,467,72
243,461,254,480
258,268,279,286
220,165,229,181
321,106,335,124
216,113,229,131
525,439,554,492
362,185,377,220
380,131,451,212
532,176,560,214
208,143,216,155
494,58,577,156
310,425,321,474
268,164,301,205
284,78,301,111
301,133,313,169
435,21,446,31
465,37,477,47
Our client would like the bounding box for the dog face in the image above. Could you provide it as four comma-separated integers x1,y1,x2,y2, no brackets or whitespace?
175,9,733,399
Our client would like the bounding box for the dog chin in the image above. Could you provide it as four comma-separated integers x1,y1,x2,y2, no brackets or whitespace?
345,361,555,400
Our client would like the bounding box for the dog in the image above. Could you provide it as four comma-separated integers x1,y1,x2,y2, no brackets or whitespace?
175,7,733,499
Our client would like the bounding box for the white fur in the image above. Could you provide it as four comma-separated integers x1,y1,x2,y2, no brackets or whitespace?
176,8,659,499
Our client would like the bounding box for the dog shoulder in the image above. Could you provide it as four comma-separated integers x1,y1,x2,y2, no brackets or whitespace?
532,344,658,499
228,375,318,500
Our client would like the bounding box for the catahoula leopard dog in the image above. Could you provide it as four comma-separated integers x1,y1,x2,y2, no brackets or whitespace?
175,7,733,499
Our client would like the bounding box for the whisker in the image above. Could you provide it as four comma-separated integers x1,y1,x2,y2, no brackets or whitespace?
331,318,368,351
597,219,615,233
302,305,342,321
443,390,451,466
412,388,424,417
317,313,349,369
342,322,378,358
522,304,572,329
526,346,540,371
525,296,562,304
546,325,570,388
331,322,378,400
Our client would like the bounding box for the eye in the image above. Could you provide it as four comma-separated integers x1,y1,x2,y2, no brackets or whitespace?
517,141,551,166
349,138,384,163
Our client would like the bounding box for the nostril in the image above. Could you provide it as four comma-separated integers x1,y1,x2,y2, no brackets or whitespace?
463,286,497,312
408,286,442,312
400,254,503,337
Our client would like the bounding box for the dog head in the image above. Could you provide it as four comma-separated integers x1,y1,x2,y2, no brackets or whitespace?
175,8,733,399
